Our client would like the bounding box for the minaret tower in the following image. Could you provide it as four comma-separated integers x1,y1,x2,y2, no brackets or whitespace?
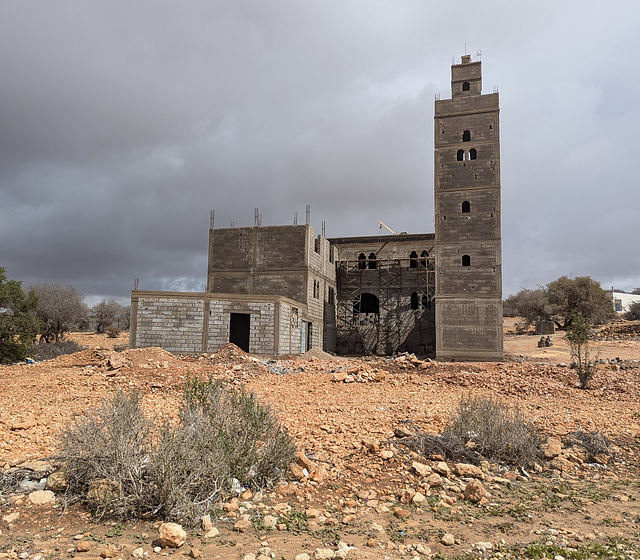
433,54,503,360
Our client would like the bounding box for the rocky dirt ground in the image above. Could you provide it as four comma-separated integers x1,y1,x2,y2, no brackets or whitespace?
1,321,640,560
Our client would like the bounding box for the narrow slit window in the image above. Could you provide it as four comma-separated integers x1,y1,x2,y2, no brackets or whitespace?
462,201,470,213
462,81,470,91
358,253,367,270
410,292,419,310
420,250,428,268
457,149,464,161
469,148,477,160
462,254,471,267
462,130,471,142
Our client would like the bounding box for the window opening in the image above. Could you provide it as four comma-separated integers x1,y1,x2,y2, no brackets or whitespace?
457,149,464,161
328,286,335,305
367,252,377,269
353,293,379,314
462,81,470,91
462,201,470,213
357,253,367,270
409,251,418,268
462,254,471,267
419,250,428,268
462,130,471,142
469,148,477,160
410,292,419,310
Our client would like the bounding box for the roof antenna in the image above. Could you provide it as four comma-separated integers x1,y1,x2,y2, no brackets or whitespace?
477,49,482,61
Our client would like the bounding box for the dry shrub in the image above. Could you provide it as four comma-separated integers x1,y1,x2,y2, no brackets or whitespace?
564,428,613,462
154,376,295,523
394,395,541,467
57,378,294,524
444,394,541,466
58,392,155,519
30,340,85,361
106,327,120,338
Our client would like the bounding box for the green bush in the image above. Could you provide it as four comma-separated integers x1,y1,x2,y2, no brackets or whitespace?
57,377,295,524
566,313,598,389
625,301,640,321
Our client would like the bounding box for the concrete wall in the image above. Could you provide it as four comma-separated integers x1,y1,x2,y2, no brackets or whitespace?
130,291,307,356
207,224,337,352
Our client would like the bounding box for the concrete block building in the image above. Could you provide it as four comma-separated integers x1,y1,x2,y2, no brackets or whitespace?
129,55,503,360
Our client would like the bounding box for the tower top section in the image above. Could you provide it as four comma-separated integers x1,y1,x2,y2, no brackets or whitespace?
451,54,482,98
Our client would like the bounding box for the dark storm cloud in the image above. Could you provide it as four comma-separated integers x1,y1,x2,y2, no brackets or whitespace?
1,0,639,305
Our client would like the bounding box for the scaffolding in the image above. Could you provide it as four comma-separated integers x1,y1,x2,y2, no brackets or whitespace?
335,255,436,355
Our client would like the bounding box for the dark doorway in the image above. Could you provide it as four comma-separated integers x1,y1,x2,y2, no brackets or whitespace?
307,322,313,351
229,313,250,352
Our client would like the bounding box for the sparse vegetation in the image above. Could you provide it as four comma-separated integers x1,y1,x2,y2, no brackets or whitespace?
625,301,640,321
567,313,599,389
31,282,90,342
57,377,295,525
30,339,85,361
394,394,541,467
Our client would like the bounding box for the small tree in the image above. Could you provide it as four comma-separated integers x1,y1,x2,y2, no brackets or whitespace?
0,268,43,364
503,288,551,327
92,299,126,333
625,301,640,321
566,313,598,389
547,275,614,328
31,282,90,342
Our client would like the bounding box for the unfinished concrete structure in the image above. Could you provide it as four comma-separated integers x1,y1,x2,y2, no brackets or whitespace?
130,55,503,360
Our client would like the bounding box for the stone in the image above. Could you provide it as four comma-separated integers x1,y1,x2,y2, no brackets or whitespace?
11,420,36,430
156,523,187,548
132,547,144,558
314,549,335,559
453,463,485,479
76,541,91,552
296,451,315,471
289,463,306,480
153,547,162,554
411,461,431,477
263,515,278,530
107,352,129,370
475,542,493,553
28,490,55,505
203,527,219,539
233,517,252,532
416,544,431,555
441,533,455,546
541,437,563,458
380,449,394,459
393,507,410,519
2,512,20,524
426,473,442,486
463,479,489,503
100,544,119,558
201,514,213,532
294,555,311,560
412,492,426,505
370,522,385,532
433,461,450,476
188,548,201,559
45,470,68,492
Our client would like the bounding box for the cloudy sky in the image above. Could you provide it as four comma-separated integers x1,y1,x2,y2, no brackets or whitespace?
1,1,638,305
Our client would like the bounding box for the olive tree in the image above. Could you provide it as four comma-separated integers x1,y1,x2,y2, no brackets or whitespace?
31,282,90,342
0,268,42,363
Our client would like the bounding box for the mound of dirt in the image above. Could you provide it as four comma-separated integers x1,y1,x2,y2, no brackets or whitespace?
299,347,339,360
208,343,251,362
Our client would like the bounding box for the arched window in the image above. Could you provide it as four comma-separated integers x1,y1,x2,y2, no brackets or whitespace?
462,254,471,267
462,81,470,91
457,149,464,161
368,252,377,269
419,250,428,268
354,292,379,314
410,292,419,310
461,201,470,213
409,251,418,268
469,148,477,160
357,253,366,270
462,130,471,142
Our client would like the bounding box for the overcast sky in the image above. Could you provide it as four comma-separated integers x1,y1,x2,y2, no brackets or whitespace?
1,1,638,306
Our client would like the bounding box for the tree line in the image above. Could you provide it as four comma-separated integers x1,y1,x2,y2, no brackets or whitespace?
0,267,129,364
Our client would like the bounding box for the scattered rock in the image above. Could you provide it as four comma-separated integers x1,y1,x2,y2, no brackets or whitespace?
314,549,335,559
2,512,20,524
188,548,201,559
201,514,213,532
28,490,55,505
441,533,455,546
76,541,91,552
203,527,219,539
100,544,119,558
453,462,485,479
411,461,432,477
464,479,489,503
131,547,144,558
233,517,253,532
541,437,563,458
156,522,187,548
294,554,311,560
